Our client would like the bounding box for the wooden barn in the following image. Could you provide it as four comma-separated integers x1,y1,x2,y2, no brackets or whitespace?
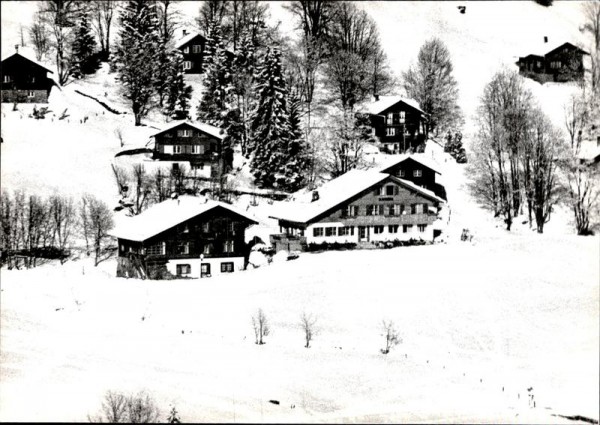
269,169,445,251
517,41,589,83
151,121,225,179
111,195,258,279
175,30,207,74
1,49,54,103
357,96,429,154
377,154,447,200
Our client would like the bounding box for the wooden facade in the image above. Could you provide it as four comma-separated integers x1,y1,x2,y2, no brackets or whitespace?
379,157,446,200
359,96,428,154
114,200,257,279
270,172,444,251
1,52,54,103
152,122,224,179
517,42,588,83
176,32,206,74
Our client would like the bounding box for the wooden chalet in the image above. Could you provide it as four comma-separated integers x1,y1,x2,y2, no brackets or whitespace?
357,96,429,154
151,121,225,179
268,169,445,252
175,30,207,74
377,154,447,200
1,48,54,103
111,195,258,279
517,41,589,83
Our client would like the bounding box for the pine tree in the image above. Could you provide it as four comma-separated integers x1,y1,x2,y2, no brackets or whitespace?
163,50,193,120
71,11,98,78
249,47,307,192
197,20,231,125
113,0,161,126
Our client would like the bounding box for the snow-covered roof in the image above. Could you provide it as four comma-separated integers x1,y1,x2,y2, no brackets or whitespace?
377,154,442,175
1,51,54,73
110,195,258,242
519,41,588,59
269,169,444,224
577,141,600,162
150,121,225,140
174,32,205,49
269,170,388,224
359,96,426,116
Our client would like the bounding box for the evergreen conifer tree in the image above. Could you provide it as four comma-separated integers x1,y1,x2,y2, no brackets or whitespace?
163,50,193,120
113,0,161,125
249,47,307,192
71,11,98,78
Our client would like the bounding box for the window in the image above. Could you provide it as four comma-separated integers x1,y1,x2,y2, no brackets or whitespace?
120,244,124,252
3,75,10,83
387,113,393,125
174,145,182,154
28,91,35,98
229,221,236,234
203,243,213,255
346,205,358,216
147,242,166,255
182,225,189,233
386,127,396,136
403,224,413,233
224,240,234,253
389,225,399,234
183,60,192,70
399,111,406,123
366,205,374,215
313,227,323,237
165,132,173,138
201,263,211,277
415,204,424,214
418,224,427,233
202,222,210,233
192,144,205,154
176,264,191,276
177,242,189,255
183,46,190,54
325,227,337,237
338,226,354,236
399,170,406,177
413,169,422,177
221,262,234,273
178,129,192,137
373,225,384,234
192,44,202,54
385,185,396,196
191,163,205,171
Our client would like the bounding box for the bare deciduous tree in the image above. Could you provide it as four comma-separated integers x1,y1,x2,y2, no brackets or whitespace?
80,194,114,266
48,194,76,263
29,12,51,61
89,0,116,61
252,308,270,345
89,390,160,423
129,164,153,216
403,38,462,137
381,320,401,355
300,312,317,348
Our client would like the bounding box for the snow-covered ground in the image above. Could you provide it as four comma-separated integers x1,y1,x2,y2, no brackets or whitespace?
1,225,598,423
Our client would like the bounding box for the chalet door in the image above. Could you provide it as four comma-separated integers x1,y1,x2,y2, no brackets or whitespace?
358,226,369,242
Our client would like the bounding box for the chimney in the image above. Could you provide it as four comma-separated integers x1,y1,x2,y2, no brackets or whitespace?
15,44,19,53
374,94,380,101
311,191,320,202
544,36,548,43
182,29,188,37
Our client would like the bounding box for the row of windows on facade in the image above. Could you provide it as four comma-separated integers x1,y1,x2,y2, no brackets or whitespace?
376,182,423,198
313,224,427,237
181,45,202,55
122,239,236,256
3,76,38,84
163,144,208,154
176,261,234,276
386,111,406,125
174,222,236,234
342,202,428,217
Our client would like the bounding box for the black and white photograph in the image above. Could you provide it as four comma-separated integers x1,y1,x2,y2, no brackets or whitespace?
1,0,599,422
